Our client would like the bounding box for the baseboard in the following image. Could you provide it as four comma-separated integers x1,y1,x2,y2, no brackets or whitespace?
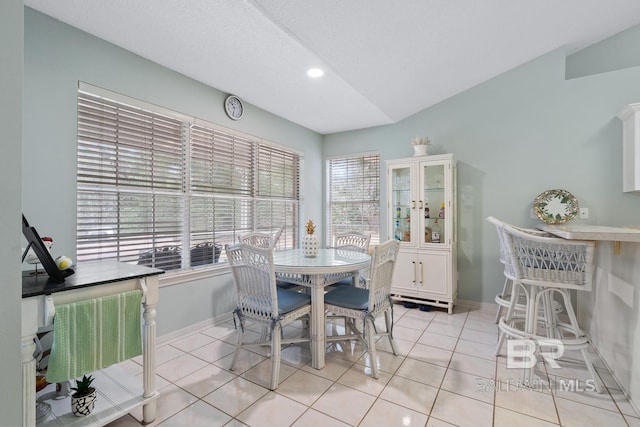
157,312,233,346
456,299,496,311
589,345,640,417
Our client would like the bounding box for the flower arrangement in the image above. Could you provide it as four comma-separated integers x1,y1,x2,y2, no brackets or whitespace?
305,219,316,235
411,136,431,146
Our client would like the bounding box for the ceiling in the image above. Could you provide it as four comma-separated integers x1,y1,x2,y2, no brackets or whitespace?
24,0,640,135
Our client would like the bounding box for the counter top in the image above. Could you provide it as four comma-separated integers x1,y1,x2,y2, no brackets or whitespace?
538,224,640,242
22,260,164,298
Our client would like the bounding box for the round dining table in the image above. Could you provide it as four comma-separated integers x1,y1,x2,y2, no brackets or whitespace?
272,248,371,369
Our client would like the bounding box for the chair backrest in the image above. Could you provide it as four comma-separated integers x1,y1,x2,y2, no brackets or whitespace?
239,232,276,249
239,225,286,249
487,216,518,280
273,225,285,247
366,239,400,311
487,216,595,291
225,243,279,320
334,231,371,253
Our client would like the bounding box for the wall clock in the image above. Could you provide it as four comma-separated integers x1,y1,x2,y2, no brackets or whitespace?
224,95,244,120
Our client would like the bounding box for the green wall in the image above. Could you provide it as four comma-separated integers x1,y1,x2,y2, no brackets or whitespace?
23,8,323,336
0,1,24,424
325,40,640,303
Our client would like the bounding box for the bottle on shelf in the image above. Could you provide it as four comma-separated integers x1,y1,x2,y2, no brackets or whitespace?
403,217,411,241
396,206,401,218
439,202,445,219
394,220,402,241
431,219,441,243
424,203,430,219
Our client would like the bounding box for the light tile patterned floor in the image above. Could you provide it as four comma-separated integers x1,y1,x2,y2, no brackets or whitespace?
107,303,640,427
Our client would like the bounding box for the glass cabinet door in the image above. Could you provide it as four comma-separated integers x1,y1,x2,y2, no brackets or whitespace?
390,166,412,242
421,162,446,245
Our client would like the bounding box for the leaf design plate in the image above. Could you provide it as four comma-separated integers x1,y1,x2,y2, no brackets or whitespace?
533,189,579,224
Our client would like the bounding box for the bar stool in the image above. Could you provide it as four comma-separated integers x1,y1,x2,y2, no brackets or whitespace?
491,223,558,324
488,216,602,393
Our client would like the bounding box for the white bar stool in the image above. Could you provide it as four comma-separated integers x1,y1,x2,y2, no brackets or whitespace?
487,216,602,393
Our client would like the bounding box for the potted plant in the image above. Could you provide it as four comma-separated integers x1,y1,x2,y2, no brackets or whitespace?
71,374,97,417
411,136,431,156
301,219,319,257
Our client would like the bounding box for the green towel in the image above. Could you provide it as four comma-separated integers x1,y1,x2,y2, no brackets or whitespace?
46,290,142,383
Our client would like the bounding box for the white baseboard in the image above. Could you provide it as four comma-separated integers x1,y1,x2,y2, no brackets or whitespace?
457,299,496,311
157,312,233,346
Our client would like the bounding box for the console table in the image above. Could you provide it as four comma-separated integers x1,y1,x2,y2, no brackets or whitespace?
22,260,163,427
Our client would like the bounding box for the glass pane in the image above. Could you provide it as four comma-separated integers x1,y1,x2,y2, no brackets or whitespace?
423,163,445,245
391,166,411,242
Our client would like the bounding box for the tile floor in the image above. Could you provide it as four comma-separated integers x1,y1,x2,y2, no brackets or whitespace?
108,303,640,427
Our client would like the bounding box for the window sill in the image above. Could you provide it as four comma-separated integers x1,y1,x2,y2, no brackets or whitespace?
158,263,231,288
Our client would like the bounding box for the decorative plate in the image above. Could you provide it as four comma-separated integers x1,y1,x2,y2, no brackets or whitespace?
533,189,579,224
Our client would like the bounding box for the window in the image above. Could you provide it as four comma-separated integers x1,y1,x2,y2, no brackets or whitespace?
77,86,300,272
326,152,380,246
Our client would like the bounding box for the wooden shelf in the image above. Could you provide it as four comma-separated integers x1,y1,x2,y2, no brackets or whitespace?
36,363,158,426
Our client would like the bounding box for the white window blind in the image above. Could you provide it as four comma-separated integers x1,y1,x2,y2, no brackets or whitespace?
77,89,300,272
256,144,300,249
326,153,380,246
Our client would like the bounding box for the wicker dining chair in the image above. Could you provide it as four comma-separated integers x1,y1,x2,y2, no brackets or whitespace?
324,239,400,379
226,243,311,390
329,231,372,288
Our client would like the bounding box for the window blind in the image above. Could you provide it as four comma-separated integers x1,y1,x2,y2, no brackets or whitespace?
326,153,380,246
256,144,300,249
77,89,300,272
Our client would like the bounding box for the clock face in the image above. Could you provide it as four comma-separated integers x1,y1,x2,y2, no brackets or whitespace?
225,95,244,120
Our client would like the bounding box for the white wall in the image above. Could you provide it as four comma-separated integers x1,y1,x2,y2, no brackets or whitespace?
23,8,323,336
0,1,24,424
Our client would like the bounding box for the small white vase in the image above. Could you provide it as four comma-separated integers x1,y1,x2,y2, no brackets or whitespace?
301,234,319,257
413,145,428,156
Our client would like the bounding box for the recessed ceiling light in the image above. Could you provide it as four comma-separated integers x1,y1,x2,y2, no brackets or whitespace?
307,68,324,78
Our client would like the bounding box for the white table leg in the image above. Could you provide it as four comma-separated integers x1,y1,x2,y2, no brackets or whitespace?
22,296,39,427
309,274,326,369
141,277,159,425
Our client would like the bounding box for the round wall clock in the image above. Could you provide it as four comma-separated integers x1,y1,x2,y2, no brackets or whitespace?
224,95,244,120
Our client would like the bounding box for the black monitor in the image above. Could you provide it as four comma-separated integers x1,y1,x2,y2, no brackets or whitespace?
22,214,74,283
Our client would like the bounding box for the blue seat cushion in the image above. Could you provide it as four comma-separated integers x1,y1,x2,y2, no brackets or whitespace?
331,276,365,287
324,286,370,310
276,280,301,290
277,288,311,314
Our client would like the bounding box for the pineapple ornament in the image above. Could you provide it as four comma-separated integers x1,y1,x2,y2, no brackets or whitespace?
301,220,319,257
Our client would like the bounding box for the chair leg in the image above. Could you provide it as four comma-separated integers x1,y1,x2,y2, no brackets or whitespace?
496,282,523,355
269,323,282,390
384,309,398,356
230,319,244,371
559,290,603,394
365,318,379,379
260,325,270,342
495,277,511,323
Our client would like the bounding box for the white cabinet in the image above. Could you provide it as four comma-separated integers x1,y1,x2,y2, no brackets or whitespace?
617,103,640,192
386,154,457,313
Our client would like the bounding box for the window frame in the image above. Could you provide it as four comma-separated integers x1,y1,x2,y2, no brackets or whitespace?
325,151,381,247
76,82,301,282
